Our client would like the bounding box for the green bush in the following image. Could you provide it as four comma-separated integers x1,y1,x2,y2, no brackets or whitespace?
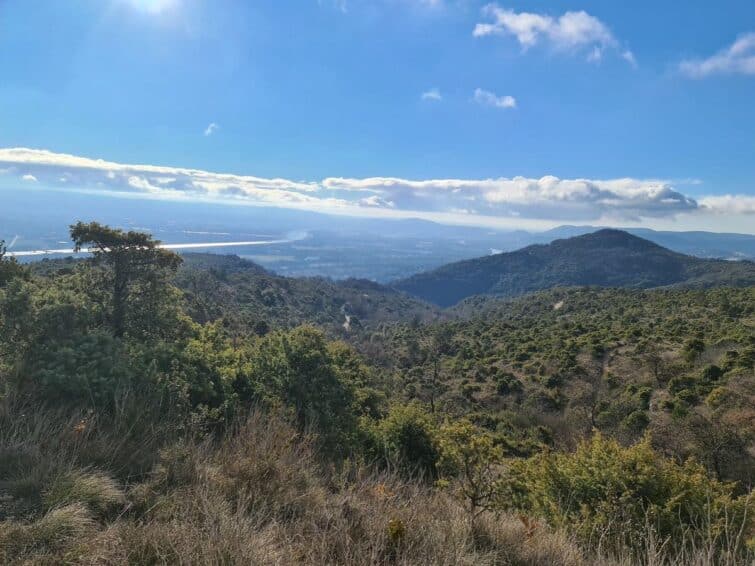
621,409,649,433
437,420,502,519
26,331,136,406
497,433,753,551
377,403,439,478
701,364,724,382
250,326,359,454
495,372,523,396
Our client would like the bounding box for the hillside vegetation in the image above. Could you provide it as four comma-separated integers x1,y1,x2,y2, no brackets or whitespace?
395,229,755,306
175,253,441,332
1,224,754,565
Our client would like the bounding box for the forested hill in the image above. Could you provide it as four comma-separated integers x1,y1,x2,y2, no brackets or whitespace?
174,253,441,331
29,251,441,332
394,229,755,307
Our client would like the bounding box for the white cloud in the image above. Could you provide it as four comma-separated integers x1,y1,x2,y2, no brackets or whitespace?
1,147,752,229
698,195,755,215
586,46,603,63
204,122,220,136
680,33,755,78
0,148,326,209
474,4,633,65
421,88,442,101
360,194,396,208
127,175,164,193
473,88,516,109
22,174,38,182
621,50,638,68
321,175,700,221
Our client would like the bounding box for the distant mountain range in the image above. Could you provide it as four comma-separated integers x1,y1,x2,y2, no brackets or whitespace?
4,186,755,282
394,229,755,307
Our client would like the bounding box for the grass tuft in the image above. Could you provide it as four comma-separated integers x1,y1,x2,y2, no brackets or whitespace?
44,470,126,517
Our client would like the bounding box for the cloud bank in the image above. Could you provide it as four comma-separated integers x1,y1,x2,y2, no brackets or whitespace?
0,148,752,230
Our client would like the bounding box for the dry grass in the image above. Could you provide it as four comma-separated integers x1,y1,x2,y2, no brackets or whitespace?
44,470,125,518
0,503,96,563
0,397,752,565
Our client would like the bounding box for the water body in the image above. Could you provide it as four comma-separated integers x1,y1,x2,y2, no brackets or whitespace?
7,239,298,258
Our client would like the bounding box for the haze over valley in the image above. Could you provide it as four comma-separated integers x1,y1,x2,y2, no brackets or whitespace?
4,185,755,283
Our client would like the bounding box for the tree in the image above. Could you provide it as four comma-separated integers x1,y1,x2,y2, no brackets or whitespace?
419,326,454,413
328,340,386,419
70,221,182,338
683,338,706,365
438,420,503,524
0,240,25,287
566,369,604,436
670,413,751,483
642,342,668,385
0,242,28,368
252,326,358,453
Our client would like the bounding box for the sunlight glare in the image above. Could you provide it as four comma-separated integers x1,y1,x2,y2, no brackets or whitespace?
129,0,177,14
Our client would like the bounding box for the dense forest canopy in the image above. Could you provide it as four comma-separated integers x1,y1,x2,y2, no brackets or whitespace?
0,223,753,565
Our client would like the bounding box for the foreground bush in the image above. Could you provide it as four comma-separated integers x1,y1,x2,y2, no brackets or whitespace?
498,433,754,556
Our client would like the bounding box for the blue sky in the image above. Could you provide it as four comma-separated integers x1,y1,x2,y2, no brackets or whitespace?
1,0,754,232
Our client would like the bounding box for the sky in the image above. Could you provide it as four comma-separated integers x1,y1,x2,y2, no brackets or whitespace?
1,0,754,232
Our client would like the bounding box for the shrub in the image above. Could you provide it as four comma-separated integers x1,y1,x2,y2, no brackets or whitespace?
684,338,706,364
706,386,729,408
621,409,650,434
25,331,136,406
495,372,523,396
701,364,724,382
497,433,753,554
250,326,359,454
438,420,503,520
377,403,439,478
676,388,699,406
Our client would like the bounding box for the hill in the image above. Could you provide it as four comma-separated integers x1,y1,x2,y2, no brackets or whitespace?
174,253,441,332
370,286,755,483
393,229,755,307
530,225,755,260
25,252,441,334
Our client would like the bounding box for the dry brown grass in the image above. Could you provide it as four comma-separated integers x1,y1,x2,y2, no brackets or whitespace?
0,398,752,565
